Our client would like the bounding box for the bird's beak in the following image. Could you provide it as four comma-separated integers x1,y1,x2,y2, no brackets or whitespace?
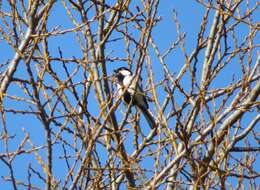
113,70,119,78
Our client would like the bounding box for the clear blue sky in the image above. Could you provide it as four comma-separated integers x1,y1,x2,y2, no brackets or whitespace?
0,0,259,189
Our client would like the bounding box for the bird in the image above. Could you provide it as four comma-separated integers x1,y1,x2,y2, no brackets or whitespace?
113,67,156,129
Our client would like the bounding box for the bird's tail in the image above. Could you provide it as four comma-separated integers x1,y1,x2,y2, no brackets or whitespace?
139,106,157,129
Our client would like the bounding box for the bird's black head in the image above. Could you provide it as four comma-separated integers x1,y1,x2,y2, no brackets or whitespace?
113,67,132,74
113,67,132,83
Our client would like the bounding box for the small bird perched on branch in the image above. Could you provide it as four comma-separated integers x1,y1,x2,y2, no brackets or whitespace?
113,67,156,129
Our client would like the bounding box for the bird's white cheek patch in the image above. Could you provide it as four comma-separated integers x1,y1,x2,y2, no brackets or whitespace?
120,70,131,76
